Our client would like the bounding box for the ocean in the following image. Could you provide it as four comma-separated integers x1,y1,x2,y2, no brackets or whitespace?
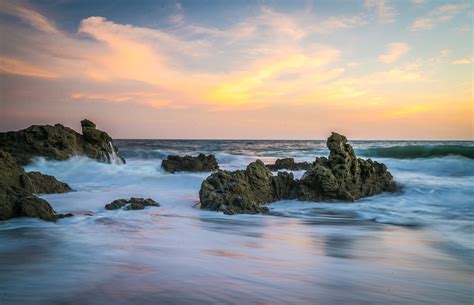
1,140,473,305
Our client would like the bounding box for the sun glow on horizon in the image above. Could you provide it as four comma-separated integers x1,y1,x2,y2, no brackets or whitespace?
0,0,472,139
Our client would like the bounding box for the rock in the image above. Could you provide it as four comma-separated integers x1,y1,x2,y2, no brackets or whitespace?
298,133,397,201
162,154,219,173
199,160,298,215
21,172,72,194
105,197,160,210
0,119,125,165
0,151,71,221
267,158,312,171
199,133,397,215
15,195,64,221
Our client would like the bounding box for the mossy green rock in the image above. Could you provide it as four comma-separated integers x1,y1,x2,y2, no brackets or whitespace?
0,119,124,165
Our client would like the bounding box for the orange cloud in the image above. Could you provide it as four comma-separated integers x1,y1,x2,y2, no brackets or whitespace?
378,42,410,63
0,56,58,78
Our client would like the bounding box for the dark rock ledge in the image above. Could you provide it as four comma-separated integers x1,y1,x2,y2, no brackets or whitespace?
162,154,219,173
0,119,125,165
266,158,312,171
0,151,73,221
105,197,160,210
199,132,398,215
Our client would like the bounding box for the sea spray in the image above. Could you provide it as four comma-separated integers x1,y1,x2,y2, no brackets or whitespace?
108,141,124,164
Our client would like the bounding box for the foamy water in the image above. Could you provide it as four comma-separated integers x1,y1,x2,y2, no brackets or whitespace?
0,140,473,305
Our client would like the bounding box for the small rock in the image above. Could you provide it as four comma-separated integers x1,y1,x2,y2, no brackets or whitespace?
105,198,160,211
162,153,219,173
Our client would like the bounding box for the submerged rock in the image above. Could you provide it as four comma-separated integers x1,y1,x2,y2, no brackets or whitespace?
162,153,219,173
0,151,72,221
105,197,160,210
267,158,312,171
0,119,125,165
199,132,397,215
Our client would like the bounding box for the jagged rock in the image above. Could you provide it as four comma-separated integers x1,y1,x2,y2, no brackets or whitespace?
199,133,397,215
199,160,298,215
0,151,71,221
267,158,312,171
162,154,218,173
0,119,125,165
105,197,160,210
298,133,397,201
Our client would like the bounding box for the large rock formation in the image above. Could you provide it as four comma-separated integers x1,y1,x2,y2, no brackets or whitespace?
162,154,219,173
199,132,397,215
0,119,125,165
298,133,397,201
105,197,160,210
0,151,72,221
199,160,298,215
267,158,312,171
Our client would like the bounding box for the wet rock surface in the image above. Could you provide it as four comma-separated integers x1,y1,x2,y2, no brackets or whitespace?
0,151,72,221
199,160,298,215
0,119,125,165
162,154,219,173
199,133,397,214
105,197,160,210
267,158,312,171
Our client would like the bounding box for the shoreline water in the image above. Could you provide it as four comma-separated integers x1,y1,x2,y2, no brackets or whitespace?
1,139,473,305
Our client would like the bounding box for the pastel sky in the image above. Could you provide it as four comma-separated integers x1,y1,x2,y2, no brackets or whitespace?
0,0,472,139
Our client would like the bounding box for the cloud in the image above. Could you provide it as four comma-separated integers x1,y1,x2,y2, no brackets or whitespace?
0,56,58,78
440,49,450,57
364,0,397,24
0,1,58,33
378,42,410,63
452,57,473,65
312,16,367,34
410,2,471,31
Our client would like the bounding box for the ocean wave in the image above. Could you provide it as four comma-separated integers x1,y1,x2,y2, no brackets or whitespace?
358,145,474,159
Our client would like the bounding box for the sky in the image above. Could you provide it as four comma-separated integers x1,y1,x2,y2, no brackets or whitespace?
0,0,472,140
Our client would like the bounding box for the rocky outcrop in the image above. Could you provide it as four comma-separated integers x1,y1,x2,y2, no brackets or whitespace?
0,119,125,165
0,151,72,221
21,172,72,194
199,160,298,215
105,197,160,210
298,133,397,201
199,132,397,215
267,158,312,171
162,154,219,173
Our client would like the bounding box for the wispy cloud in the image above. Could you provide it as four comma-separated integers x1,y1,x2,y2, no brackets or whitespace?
0,1,58,33
378,43,410,63
364,0,397,24
410,2,471,31
0,56,58,78
452,57,473,65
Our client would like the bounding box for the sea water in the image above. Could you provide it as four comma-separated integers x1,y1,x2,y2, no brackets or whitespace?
0,140,473,305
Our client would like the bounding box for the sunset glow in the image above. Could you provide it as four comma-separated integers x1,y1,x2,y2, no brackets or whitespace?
0,0,472,139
